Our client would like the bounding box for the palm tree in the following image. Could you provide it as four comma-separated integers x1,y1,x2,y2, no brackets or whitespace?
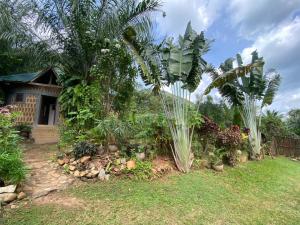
31,0,161,82
212,51,281,158
0,0,56,74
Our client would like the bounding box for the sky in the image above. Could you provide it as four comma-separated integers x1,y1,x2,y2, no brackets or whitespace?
153,0,300,114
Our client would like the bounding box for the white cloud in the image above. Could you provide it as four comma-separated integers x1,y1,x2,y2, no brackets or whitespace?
241,17,300,85
229,0,300,37
240,17,300,112
156,0,224,37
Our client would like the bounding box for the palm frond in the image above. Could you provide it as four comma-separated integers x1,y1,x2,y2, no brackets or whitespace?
262,72,281,107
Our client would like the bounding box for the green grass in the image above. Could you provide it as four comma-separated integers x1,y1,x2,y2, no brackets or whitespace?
4,157,300,225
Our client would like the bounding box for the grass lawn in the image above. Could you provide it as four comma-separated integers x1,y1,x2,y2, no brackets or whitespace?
3,157,300,225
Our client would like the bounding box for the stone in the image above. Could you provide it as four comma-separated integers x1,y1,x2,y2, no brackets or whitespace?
108,144,118,152
113,167,120,172
80,156,91,164
120,164,126,170
104,174,110,181
74,170,80,177
70,158,75,163
69,165,76,171
86,173,93,178
71,161,77,166
0,185,16,194
57,159,65,166
88,163,96,169
80,171,88,177
97,146,105,155
239,154,248,163
126,160,136,170
135,152,146,160
10,204,19,209
32,188,57,199
212,164,224,172
151,168,157,174
63,157,70,164
120,158,127,165
17,192,26,200
199,159,209,169
0,193,17,203
91,170,100,176
98,169,106,180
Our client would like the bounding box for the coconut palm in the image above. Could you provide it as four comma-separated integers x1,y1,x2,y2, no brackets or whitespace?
211,51,281,158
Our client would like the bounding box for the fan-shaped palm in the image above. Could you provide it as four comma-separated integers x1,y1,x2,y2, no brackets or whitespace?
213,51,281,158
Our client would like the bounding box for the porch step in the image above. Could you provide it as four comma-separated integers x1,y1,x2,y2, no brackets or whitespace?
32,125,59,144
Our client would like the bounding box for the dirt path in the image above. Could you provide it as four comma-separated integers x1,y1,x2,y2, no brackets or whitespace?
21,144,75,199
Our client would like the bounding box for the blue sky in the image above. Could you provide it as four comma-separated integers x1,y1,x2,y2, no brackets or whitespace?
154,0,300,114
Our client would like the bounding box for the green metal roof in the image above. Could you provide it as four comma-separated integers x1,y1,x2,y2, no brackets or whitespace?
0,72,40,83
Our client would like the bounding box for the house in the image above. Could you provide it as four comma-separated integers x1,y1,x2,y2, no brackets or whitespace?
0,68,61,144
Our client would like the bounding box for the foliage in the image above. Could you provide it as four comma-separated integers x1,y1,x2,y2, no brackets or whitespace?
261,110,290,141
0,1,56,75
208,148,226,166
130,89,164,114
73,141,98,159
90,113,129,145
0,106,26,184
196,95,234,128
217,125,242,166
59,83,101,122
32,0,160,81
287,109,300,136
131,113,171,155
212,51,281,158
126,160,152,180
14,123,32,133
195,116,220,153
90,40,137,117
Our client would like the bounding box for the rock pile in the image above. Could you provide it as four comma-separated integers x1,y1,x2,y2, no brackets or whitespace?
0,185,26,206
57,151,134,181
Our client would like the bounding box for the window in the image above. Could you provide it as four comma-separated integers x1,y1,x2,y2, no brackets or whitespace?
15,93,24,102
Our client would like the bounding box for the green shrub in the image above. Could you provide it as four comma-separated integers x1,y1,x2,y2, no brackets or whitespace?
0,106,26,184
0,151,26,184
90,113,129,145
14,123,32,133
73,141,97,159
127,160,152,180
132,113,171,155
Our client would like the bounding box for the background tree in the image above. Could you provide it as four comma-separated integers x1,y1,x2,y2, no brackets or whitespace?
287,109,300,136
261,110,289,141
0,0,56,74
196,95,234,128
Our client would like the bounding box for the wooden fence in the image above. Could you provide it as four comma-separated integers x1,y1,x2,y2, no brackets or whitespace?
271,136,300,157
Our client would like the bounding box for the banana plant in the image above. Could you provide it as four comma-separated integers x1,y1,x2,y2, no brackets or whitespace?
212,51,281,158
123,22,256,172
